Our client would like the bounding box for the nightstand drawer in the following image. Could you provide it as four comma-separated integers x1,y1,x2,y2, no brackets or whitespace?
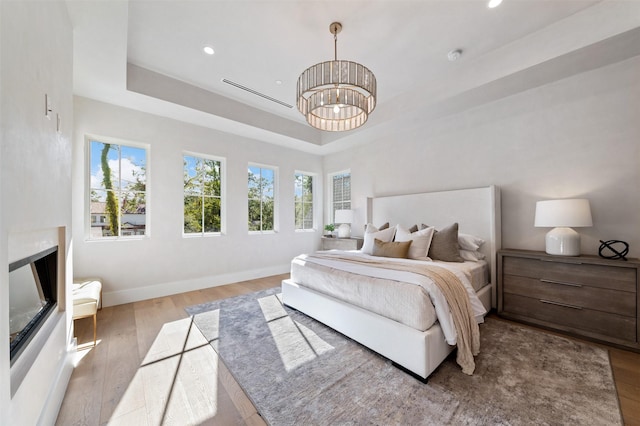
503,256,636,292
502,275,636,317
321,237,363,251
503,293,636,342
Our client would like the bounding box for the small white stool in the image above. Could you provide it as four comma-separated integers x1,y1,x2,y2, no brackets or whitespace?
72,278,103,345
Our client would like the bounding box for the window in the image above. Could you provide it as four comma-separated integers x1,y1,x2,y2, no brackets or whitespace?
184,154,223,235
294,172,314,230
89,139,147,239
330,171,350,223
248,165,276,232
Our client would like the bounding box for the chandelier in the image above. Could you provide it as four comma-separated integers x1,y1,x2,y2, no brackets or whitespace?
296,22,377,132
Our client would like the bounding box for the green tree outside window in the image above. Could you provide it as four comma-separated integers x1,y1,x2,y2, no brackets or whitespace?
248,165,275,232
89,140,147,238
184,155,222,234
295,173,314,230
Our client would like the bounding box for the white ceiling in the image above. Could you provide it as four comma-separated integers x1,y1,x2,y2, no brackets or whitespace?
66,0,640,154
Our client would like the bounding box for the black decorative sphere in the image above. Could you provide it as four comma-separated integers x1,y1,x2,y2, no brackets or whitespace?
598,240,629,261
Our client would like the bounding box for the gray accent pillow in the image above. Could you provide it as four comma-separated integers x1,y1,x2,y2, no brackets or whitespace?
372,238,412,259
427,223,464,262
364,222,390,232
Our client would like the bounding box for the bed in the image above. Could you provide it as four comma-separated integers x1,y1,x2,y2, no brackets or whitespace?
281,186,501,380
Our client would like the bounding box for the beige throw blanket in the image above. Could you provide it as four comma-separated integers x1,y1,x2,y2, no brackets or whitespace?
310,253,481,375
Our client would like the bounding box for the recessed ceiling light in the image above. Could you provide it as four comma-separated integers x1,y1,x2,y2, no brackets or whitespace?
203,46,215,55
488,0,503,8
447,49,462,61
275,80,283,85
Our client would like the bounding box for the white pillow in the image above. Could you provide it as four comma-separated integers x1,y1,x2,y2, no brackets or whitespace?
362,225,396,255
394,225,435,260
458,233,485,251
459,249,486,262
364,223,379,233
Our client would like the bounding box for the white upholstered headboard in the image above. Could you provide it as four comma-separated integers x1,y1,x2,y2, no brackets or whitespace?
367,186,502,308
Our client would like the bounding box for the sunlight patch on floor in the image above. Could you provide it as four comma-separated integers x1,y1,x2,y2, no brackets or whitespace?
73,339,101,366
259,294,334,372
109,317,220,425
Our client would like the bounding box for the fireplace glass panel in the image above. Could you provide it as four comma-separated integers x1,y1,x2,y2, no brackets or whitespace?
9,263,47,340
9,246,57,362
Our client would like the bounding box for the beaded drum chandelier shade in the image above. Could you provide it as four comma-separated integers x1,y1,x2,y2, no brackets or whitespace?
297,22,377,132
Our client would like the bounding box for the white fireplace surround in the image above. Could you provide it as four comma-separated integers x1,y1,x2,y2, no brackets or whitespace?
7,228,74,421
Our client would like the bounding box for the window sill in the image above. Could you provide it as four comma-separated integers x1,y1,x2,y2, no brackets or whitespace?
182,232,223,238
86,236,149,242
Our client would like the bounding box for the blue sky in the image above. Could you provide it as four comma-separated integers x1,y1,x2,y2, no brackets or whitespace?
90,141,146,190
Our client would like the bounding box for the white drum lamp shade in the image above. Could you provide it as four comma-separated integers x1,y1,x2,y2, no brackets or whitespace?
334,209,354,238
534,199,593,256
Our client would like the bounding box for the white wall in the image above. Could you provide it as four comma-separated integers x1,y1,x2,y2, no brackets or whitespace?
72,97,323,306
0,1,74,424
324,56,640,258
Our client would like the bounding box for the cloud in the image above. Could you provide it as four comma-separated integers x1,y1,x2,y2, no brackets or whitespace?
91,158,144,190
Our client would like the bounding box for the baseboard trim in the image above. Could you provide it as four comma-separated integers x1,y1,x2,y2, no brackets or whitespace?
102,263,290,307
39,338,75,425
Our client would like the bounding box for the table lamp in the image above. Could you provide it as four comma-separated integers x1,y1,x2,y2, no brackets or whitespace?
534,199,593,256
334,209,354,238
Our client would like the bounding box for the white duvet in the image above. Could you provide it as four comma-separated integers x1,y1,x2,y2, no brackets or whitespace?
291,251,487,346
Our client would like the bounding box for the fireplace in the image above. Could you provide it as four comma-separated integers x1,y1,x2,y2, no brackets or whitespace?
9,246,58,364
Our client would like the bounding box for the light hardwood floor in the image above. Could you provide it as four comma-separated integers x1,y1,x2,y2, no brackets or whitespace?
57,274,640,425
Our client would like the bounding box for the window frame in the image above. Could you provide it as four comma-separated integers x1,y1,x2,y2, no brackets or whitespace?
248,163,278,234
182,151,226,237
85,135,150,241
294,170,317,232
327,169,351,225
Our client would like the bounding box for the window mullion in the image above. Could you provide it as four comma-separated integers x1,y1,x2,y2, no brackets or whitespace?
200,165,205,234
117,149,121,237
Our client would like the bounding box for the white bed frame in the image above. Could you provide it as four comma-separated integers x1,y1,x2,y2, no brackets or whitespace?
282,186,501,379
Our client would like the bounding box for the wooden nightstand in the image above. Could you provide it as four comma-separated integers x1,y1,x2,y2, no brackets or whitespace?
321,237,364,251
498,249,640,351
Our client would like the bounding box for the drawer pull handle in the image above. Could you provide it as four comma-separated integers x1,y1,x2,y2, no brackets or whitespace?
540,258,583,265
540,279,583,288
540,299,583,310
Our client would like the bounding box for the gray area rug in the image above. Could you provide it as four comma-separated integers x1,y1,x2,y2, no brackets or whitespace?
186,287,622,425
